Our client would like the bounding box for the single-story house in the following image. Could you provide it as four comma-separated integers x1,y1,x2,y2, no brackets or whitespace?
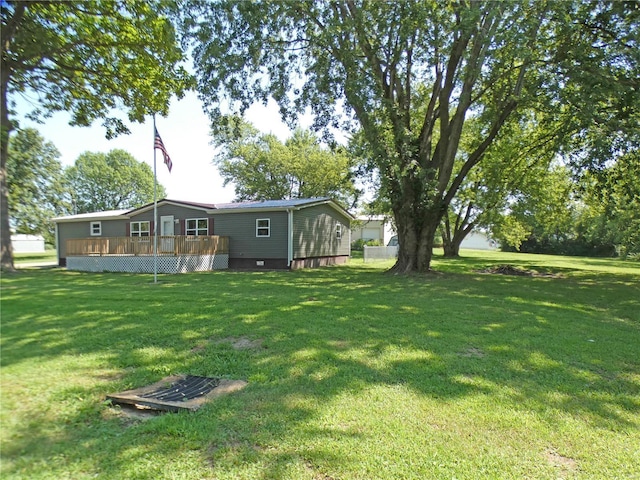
11,234,46,253
53,197,353,273
351,215,395,246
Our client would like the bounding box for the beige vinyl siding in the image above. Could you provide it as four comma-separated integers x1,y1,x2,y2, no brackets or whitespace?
213,211,288,259
292,204,351,259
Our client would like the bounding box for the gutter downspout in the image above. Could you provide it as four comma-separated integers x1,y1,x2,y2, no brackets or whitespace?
55,222,60,266
287,209,293,268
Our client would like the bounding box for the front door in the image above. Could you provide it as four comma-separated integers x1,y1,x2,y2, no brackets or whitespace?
160,215,175,253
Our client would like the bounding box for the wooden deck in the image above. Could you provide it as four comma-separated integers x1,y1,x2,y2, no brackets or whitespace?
66,236,229,256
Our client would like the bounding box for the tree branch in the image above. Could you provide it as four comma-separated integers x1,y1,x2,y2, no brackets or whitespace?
444,97,518,206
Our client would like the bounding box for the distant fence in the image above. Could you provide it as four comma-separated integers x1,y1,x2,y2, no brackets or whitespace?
363,245,398,262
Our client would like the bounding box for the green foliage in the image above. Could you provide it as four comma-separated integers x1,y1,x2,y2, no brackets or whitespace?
6,128,67,244
212,116,359,205
440,114,558,255
494,164,583,253
493,216,532,252
576,151,640,258
64,150,166,214
180,1,638,273
351,238,383,251
3,0,192,136
2,254,639,478
551,2,640,171
492,151,640,258
516,165,577,240
1,0,193,270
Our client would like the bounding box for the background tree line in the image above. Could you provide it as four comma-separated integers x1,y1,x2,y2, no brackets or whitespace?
6,127,166,246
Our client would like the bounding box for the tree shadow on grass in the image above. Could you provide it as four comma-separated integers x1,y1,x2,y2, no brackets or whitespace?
1,264,639,478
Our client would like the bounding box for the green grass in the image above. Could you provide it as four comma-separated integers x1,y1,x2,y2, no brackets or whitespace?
1,250,639,479
13,250,57,265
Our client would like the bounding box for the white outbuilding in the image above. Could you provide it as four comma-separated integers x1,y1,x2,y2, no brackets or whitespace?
12,234,46,253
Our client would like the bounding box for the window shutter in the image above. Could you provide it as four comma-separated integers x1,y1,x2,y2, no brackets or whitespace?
125,223,130,236
180,219,186,235
208,217,214,235
150,221,155,236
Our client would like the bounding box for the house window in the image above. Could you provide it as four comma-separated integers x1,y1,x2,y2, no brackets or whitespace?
256,218,270,237
336,224,342,239
90,221,102,236
130,221,150,237
186,218,208,236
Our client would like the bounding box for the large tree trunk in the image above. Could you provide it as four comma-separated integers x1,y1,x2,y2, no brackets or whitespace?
441,214,457,258
1,52,15,272
442,219,476,258
389,198,445,273
442,233,467,258
441,198,479,258
442,236,459,258
0,1,23,272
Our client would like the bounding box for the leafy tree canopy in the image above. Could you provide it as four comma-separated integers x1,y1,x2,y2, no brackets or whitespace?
1,0,193,270
576,151,640,258
212,116,359,207
2,0,192,136
181,0,639,273
439,112,561,256
65,149,166,214
6,128,67,244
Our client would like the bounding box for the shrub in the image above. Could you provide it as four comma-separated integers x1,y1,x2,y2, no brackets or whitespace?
352,238,383,250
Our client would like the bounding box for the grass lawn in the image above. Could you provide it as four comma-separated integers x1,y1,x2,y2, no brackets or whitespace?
13,250,57,265
1,250,639,479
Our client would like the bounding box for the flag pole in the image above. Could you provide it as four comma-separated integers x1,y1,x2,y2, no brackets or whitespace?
153,115,158,284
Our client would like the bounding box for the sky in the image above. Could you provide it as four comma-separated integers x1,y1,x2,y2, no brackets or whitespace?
14,91,299,205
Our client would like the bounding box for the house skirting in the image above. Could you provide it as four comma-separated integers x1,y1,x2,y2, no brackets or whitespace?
290,255,349,270
66,254,229,273
228,258,289,270
228,255,349,270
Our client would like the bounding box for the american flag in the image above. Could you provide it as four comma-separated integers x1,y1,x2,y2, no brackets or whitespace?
154,127,173,172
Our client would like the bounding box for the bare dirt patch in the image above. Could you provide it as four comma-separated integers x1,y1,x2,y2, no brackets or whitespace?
192,336,265,353
546,448,578,474
103,403,162,423
219,336,265,351
459,347,485,358
303,459,336,480
190,343,208,353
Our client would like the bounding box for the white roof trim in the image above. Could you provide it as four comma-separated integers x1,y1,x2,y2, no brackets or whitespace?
53,209,130,223
53,198,354,223
206,198,354,219
127,200,214,216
